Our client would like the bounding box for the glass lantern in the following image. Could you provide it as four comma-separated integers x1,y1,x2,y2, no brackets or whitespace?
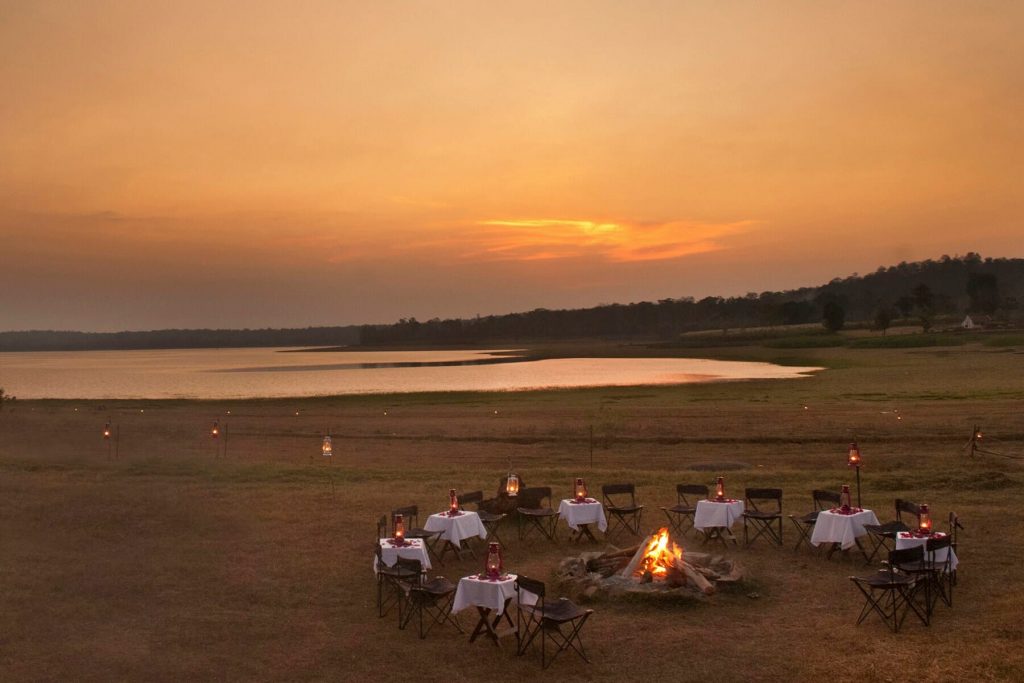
211,420,220,438
485,542,503,579
321,435,333,457
393,513,405,544
848,442,861,467
449,488,459,516
506,472,520,497
574,477,587,502
715,476,726,502
839,484,852,511
103,422,112,439
918,503,932,535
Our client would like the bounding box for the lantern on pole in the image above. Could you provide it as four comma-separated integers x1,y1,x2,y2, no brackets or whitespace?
211,420,220,438
918,504,932,535
103,421,112,440
449,488,459,516
484,542,504,579
322,435,333,458
574,477,588,502
715,476,726,502
847,442,862,508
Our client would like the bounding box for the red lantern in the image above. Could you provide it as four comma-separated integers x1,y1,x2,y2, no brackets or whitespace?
211,420,220,439
449,488,459,516
918,504,932,535
574,477,587,502
103,422,112,440
839,484,852,512
848,442,861,467
393,513,406,544
485,542,503,579
715,476,726,502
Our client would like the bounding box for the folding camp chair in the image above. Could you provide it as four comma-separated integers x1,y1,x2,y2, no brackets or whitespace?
374,544,421,620
602,483,643,541
862,499,920,564
849,546,928,632
458,490,506,545
400,575,462,639
789,489,840,551
661,484,707,537
517,487,559,543
515,576,593,669
896,535,955,621
743,488,783,547
391,505,443,565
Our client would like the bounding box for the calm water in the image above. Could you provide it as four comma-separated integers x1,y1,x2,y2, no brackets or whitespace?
0,348,821,399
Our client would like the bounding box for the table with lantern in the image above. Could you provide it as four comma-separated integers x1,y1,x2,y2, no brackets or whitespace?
895,531,959,572
373,537,431,574
452,574,538,645
810,507,879,561
558,498,607,543
693,498,745,545
424,510,488,563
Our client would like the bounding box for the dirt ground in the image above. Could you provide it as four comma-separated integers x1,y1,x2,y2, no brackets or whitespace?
2,343,1023,681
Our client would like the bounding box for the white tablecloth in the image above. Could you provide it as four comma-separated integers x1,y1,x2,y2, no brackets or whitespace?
811,509,879,550
424,511,488,545
558,499,608,532
694,499,745,530
373,538,431,574
896,532,959,572
452,574,538,615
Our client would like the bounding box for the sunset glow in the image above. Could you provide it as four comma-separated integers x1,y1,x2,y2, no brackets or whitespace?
1,1,1021,330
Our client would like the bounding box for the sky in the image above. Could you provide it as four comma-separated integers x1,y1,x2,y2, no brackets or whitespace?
1,1,1022,332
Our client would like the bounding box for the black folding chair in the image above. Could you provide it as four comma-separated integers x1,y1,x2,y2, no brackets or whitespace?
661,484,707,537
374,544,421,620
742,488,783,547
515,576,593,669
789,489,840,551
602,483,643,541
458,490,506,545
948,512,963,586
897,535,955,621
517,487,559,543
862,499,920,564
849,546,928,632
392,505,443,565
400,574,462,639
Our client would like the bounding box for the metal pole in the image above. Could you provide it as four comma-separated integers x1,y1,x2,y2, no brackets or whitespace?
223,424,228,459
855,466,862,509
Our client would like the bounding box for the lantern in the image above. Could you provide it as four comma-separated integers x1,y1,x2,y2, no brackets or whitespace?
393,513,406,544
322,435,333,457
485,542,504,579
449,488,459,516
211,420,220,438
918,504,932,535
715,476,726,502
103,422,111,439
839,484,852,511
506,472,520,497
847,442,861,467
574,477,588,502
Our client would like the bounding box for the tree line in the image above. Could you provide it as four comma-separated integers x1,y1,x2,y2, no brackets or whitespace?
362,253,1023,344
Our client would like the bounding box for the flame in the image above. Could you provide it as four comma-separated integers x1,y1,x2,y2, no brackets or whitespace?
637,527,684,578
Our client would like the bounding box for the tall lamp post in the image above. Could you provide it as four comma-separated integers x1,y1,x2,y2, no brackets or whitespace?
847,441,862,508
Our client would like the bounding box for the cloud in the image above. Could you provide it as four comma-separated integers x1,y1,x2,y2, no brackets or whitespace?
460,218,762,263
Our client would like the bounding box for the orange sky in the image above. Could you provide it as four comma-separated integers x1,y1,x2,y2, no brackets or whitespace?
1,1,1022,331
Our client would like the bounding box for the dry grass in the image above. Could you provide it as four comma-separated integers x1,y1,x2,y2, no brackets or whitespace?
1,343,1023,681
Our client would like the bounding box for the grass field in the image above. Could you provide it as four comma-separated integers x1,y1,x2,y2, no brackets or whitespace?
2,342,1023,681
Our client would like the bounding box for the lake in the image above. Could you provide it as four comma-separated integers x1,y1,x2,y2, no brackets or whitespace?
0,348,822,399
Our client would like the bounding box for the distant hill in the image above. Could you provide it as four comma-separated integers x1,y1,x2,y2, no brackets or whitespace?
2,253,1021,351
359,253,1024,345
0,326,361,352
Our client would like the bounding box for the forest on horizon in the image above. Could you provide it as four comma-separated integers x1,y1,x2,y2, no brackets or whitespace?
2,253,1021,352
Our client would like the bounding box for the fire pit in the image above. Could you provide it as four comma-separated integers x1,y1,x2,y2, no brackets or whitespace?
555,527,743,602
